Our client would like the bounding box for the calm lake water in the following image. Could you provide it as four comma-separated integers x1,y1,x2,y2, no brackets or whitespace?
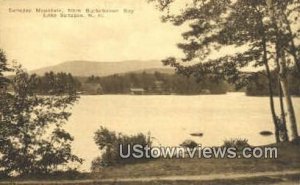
64,93,300,171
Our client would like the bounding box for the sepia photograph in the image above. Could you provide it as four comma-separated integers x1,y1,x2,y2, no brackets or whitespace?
0,0,300,184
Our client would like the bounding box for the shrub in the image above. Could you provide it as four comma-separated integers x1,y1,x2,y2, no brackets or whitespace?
222,138,250,151
92,127,152,171
180,139,198,149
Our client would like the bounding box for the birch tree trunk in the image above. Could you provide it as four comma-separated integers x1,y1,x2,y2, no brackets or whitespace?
278,79,289,142
266,0,299,141
260,17,280,142
278,51,299,140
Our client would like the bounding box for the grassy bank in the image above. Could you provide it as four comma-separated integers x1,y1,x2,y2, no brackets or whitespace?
92,142,300,179
0,172,299,185
1,142,299,184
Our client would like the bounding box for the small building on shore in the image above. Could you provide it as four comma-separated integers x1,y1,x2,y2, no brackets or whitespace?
201,89,211,94
130,88,145,95
152,80,164,94
81,83,103,95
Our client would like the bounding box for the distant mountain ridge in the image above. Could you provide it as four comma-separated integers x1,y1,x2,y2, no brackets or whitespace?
31,60,174,77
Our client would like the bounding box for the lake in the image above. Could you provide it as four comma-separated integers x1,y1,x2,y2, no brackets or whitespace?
64,93,300,171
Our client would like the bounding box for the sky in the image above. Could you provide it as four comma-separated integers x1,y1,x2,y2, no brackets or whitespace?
0,0,187,71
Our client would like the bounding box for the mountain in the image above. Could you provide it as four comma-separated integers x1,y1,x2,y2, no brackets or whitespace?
31,60,174,77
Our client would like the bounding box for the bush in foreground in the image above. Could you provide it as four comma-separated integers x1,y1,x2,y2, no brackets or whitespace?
222,138,250,151
92,127,152,171
180,139,198,149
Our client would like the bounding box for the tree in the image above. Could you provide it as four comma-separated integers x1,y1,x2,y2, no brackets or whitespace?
266,0,299,141
0,50,82,177
149,0,299,141
0,49,10,91
36,72,81,95
92,126,151,171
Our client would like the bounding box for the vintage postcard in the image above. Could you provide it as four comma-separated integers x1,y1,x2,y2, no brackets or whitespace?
0,0,300,184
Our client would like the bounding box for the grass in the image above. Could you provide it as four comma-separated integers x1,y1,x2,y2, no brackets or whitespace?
1,142,299,185
0,173,299,185
93,142,300,179
95,174,300,185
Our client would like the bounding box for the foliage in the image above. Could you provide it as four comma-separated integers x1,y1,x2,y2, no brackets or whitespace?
222,138,250,151
33,72,81,95
0,49,11,90
148,0,300,87
85,72,229,95
0,50,82,176
180,139,198,149
92,126,152,171
246,69,300,96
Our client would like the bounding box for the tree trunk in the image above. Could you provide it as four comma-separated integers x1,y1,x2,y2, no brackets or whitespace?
278,79,289,142
278,51,299,140
258,12,280,142
266,70,280,143
265,60,280,143
260,21,280,143
266,0,299,141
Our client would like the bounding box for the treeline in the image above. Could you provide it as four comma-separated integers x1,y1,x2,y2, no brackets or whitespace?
27,72,81,95
85,72,230,95
246,70,300,96
16,70,300,96
8,71,231,95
